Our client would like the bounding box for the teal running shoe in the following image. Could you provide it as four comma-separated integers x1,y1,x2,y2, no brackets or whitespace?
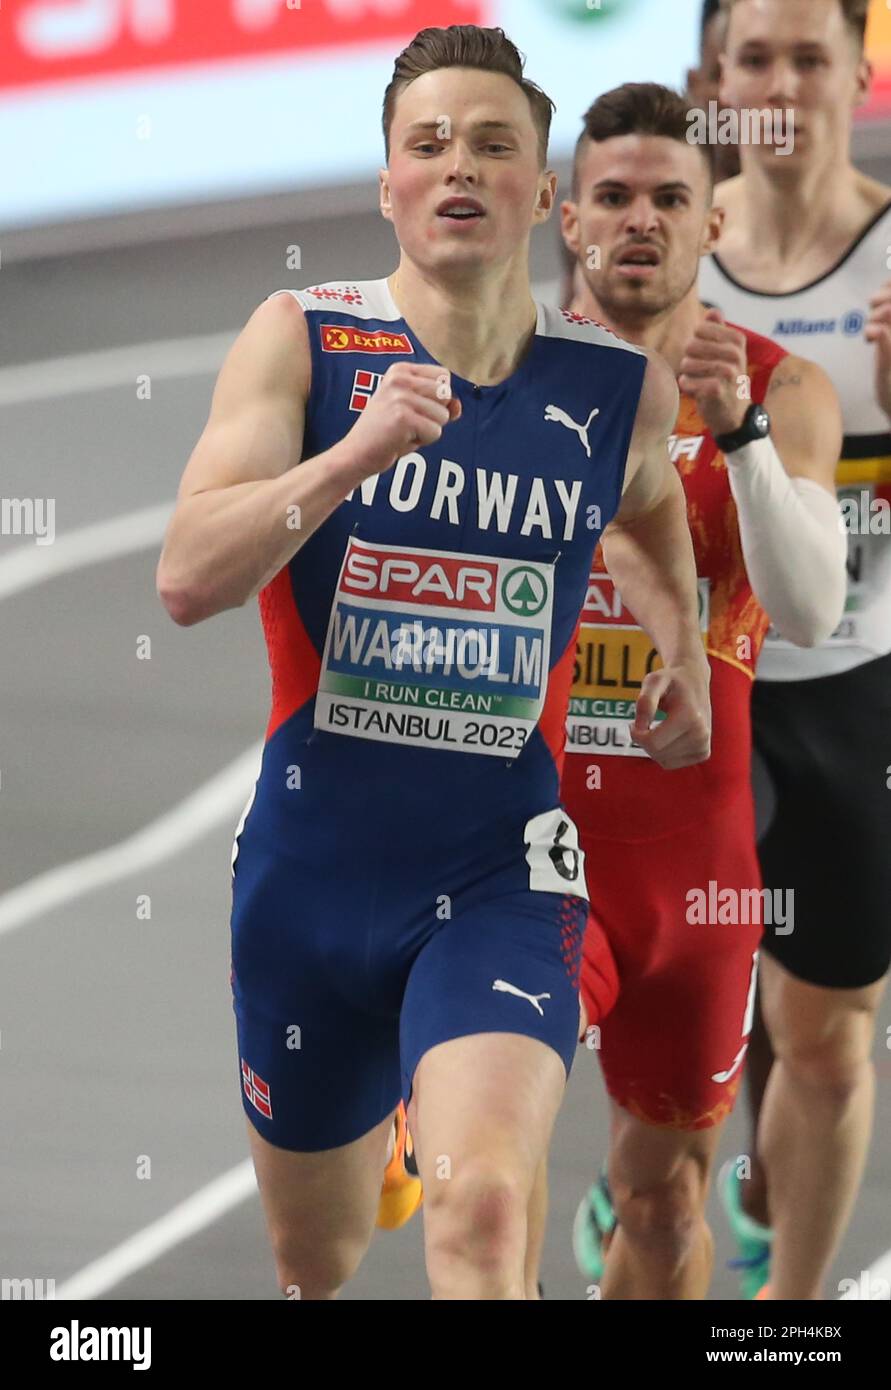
718,1158,773,1299
572,1171,616,1283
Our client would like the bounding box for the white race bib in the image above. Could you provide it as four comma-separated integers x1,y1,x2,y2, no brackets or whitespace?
315,537,554,757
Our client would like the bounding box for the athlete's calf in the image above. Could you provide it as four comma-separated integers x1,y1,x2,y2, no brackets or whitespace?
603,1107,722,1299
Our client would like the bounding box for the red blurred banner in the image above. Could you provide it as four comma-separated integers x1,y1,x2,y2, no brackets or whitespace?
0,0,484,91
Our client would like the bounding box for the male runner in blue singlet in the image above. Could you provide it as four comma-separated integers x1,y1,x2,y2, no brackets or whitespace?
157,24,711,1300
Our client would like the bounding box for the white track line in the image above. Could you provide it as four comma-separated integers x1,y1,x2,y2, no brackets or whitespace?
54,1160,258,1300
0,742,262,939
0,502,172,602
0,332,233,405
865,1248,891,1293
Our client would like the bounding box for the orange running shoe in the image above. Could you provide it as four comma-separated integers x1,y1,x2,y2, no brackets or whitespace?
376,1100,423,1230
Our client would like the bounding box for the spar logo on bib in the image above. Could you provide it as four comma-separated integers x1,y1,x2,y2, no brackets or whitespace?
341,545,499,611
315,538,554,756
503,566,549,617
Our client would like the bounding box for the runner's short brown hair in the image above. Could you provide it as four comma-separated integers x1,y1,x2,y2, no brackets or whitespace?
571,83,712,200
382,25,555,168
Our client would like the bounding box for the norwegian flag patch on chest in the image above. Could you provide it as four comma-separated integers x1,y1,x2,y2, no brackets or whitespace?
349,368,383,412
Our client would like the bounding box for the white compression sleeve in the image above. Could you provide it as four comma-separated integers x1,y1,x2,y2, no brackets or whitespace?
723,436,847,647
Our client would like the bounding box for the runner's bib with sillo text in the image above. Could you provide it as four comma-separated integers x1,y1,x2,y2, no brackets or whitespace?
565,572,710,757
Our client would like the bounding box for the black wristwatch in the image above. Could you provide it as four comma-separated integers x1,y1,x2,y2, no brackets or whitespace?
714,403,771,454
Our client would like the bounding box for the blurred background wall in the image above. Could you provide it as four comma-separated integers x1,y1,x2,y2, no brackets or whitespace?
3,0,891,364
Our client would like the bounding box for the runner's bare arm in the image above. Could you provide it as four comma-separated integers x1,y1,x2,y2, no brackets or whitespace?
157,294,458,625
765,356,842,491
601,352,711,769
157,294,345,624
603,352,705,673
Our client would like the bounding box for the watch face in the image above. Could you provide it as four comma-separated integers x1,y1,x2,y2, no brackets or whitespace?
753,405,770,436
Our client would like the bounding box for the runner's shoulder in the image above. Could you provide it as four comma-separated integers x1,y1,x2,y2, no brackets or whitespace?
763,353,840,411
538,302,645,357
632,348,679,439
726,319,789,374
721,319,836,406
229,289,311,406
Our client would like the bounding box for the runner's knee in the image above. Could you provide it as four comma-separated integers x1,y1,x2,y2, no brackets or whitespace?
776,1021,876,1105
425,1158,527,1273
271,1229,368,1300
611,1156,707,1262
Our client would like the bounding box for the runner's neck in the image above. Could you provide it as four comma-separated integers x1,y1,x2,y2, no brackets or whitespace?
386,262,537,388
714,163,888,289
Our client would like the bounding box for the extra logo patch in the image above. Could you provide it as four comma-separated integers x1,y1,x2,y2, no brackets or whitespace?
321,324,413,355
241,1060,272,1119
350,368,383,412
